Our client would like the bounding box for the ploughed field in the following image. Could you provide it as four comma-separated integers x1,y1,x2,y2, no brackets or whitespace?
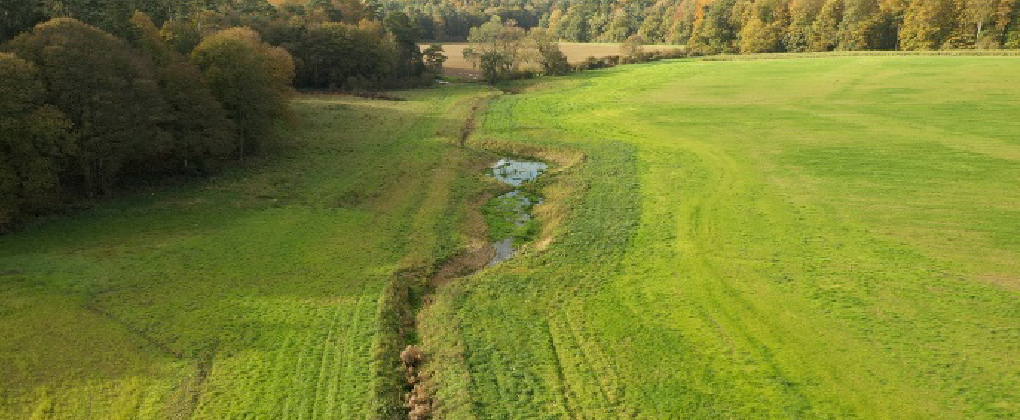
2,56,1020,419
421,56,1020,418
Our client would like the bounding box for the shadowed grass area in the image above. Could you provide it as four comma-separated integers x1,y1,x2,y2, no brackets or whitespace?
0,84,497,419
420,56,1020,418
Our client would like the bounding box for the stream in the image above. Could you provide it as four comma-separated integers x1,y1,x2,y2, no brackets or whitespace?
485,158,548,266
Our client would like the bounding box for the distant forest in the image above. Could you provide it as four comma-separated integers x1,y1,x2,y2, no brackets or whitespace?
384,0,1020,52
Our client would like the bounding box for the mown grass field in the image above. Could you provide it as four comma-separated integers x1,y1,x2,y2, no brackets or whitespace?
0,85,497,418
424,42,683,78
3,55,1020,420
421,56,1020,418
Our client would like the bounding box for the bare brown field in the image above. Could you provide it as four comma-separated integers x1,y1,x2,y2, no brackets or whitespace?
421,42,684,77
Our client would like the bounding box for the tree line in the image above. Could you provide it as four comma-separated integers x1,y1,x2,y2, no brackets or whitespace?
384,0,1020,52
461,18,685,83
3,1,432,89
1,1,433,230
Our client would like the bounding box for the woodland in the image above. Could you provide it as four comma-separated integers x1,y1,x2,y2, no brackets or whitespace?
389,0,1020,51
1,0,433,230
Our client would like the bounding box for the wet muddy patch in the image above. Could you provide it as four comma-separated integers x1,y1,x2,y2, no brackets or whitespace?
483,158,548,265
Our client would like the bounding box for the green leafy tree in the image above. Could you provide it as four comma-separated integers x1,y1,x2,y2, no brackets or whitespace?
690,0,741,53
637,7,667,42
602,8,636,42
6,18,169,197
530,28,570,75
159,17,206,55
129,12,236,172
478,50,513,82
292,21,397,89
1006,1,1020,47
785,0,825,51
560,6,591,42
995,0,1018,46
0,53,76,228
295,22,359,88
0,0,47,42
191,27,294,157
383,12,427,80
422,43,448,74
956,0,1012,46
463,17,527,82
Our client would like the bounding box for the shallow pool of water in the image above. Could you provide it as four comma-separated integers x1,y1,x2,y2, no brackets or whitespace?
488,159,548,186
485,158,548,266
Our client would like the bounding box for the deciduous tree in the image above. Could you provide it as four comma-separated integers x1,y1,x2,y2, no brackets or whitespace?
6,18,169,197
129,12,236,172
785,0,825,51
191,27,293,157
809,0,843,50
463,17,527,82
900,0,957,49
0,53,75,228
0,0,47,42
530,28,571,75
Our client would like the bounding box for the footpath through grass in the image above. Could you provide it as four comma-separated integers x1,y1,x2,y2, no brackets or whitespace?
421,56,1020,418
0,85,495,419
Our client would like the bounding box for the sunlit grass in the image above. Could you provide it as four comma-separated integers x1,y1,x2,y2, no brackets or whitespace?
421,56,1020,418
0,85,496,419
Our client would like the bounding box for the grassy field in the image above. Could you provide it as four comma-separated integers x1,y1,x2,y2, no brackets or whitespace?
424,42,683,78
3,55,1020,419
0,85,498,418
420,56,1020,418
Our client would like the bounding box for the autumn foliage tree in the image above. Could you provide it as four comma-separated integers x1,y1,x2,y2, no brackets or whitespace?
900,0,958,49
389,0,1020,52
191,27,294,157
738,0,790,53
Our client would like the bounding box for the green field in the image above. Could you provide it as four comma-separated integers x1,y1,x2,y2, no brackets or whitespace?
0,85,497,418
2,56,1020,419
422,57,1020,418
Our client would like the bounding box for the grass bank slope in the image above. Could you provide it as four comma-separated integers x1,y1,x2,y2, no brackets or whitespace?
0,85,494,419
421,57,1020,418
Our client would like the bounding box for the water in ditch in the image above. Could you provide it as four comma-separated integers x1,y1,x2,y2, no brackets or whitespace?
485,159,548,266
